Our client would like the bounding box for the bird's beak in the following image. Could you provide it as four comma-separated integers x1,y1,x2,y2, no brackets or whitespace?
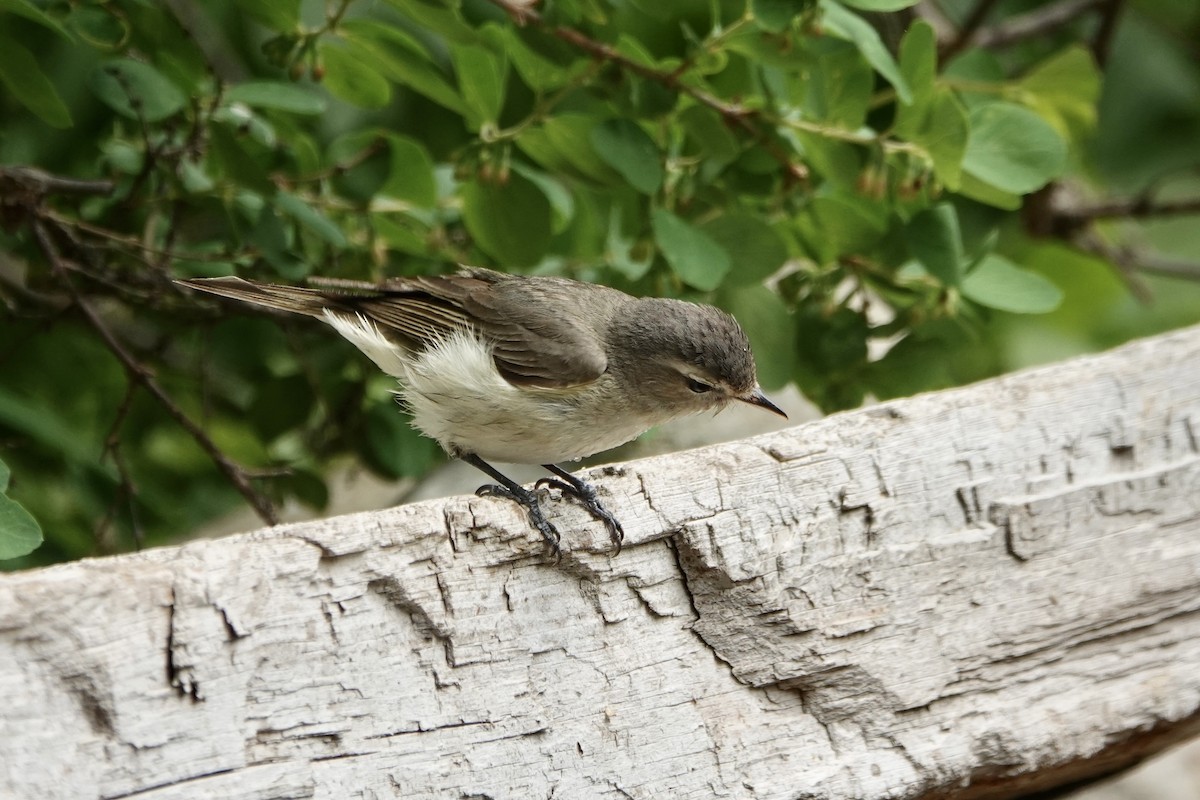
738,387,788,419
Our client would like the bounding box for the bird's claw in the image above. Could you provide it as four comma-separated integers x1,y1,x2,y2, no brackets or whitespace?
537,475,625,554
476,483,562,561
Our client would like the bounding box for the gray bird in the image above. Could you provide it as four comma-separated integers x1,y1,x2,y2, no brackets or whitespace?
177,267,786,556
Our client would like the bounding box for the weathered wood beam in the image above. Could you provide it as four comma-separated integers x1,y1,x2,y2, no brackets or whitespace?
3,325,1200,799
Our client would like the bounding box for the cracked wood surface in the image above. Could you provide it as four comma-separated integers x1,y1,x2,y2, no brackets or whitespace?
4,325,1200,799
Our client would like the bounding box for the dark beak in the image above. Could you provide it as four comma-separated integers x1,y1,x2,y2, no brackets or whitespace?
738,387,788,419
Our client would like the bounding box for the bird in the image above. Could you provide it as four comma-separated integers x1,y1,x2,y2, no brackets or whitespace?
176,267,786,557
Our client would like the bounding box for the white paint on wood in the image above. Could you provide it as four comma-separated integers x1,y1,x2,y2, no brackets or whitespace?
4,325,1200,799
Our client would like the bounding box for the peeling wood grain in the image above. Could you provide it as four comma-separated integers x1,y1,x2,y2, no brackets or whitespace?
3,325,1200,799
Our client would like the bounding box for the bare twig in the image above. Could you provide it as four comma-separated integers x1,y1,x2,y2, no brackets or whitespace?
937,0,1004,61
1083,231,1154,301
959,0,1107,51
31,219,279,526
1091,0,1124,65
915,1,957,42
0,166,115,197
1057,195,1200,225
96,381,143,552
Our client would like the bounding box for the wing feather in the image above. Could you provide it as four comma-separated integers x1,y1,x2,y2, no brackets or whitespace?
179,270,623,389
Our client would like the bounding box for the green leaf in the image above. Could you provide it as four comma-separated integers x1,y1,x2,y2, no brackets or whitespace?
341,20,465,115
0,493,42,560
451,41,507,126
800,38,873,128
241,0,300,29
961,254,1063,314
1018,46,1101,144
962,102,1067,195
461,173,553,268
0,458,8,493
798,193,887,262
867,331,955,400
209,121,273,195
894,20,936,136
280,469,329,512
179,158,214,193
275,192,348,248
956,170,1021,211
383,0,479,44
700,213,788,287
752,0,812,33
90,58,186,122
318,41,392,109
820,0,912,104
917,88,969,189
382,135,437,208
518,114,618,183
905,203,963,285
503,26,581,91
225,82,327,115
719,286,796,390
589,119,663,195
251,206,309,281
678,104,740,166
793,306,869,412
328,131,391,203
510,162,574,233
0,0,72,40
606,205,654,281
0,32,72,127
652,209,731,291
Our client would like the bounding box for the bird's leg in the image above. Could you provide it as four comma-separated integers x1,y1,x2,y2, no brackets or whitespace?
536,464,625,553
461,453,561,558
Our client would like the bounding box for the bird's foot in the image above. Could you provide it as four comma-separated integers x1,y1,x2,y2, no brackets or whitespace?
476,482,561,561
536,470,625,554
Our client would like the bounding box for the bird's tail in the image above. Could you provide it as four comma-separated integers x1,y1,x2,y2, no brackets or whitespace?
176,277,333,318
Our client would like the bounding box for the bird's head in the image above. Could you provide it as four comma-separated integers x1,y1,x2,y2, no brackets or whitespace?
610,298,787,421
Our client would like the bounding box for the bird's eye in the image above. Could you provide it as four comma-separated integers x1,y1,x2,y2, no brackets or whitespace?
686,377,713,394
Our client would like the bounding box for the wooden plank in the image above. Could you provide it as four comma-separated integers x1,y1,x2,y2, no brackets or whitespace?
3,325,1200,799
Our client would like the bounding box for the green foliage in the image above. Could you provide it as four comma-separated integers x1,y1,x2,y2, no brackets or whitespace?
1,0,1199,567
0,457,43,559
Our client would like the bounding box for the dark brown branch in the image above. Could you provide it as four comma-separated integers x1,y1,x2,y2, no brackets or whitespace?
0,167,115,197
97,381,143,552
1123,252,1200,282
485,0,808,183
968,0,1107,50
31,220,280,527
937,0,1003,62
1090,0,1124,65
1058,195,1200,225
1073,230,1153,303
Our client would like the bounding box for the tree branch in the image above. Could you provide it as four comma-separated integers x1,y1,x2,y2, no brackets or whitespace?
30,220,279,527
1057,195,1200,225
936,0,1003,62
1090,0,1125,66
952,0,1108,51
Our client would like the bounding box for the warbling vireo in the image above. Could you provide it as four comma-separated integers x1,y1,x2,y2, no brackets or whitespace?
178,267,786,556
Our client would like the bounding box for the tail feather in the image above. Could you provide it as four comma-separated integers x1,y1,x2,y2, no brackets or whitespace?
176,277,332,318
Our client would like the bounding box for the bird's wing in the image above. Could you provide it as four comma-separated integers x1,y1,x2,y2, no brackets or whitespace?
179,272,612,389
364,273,612,388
